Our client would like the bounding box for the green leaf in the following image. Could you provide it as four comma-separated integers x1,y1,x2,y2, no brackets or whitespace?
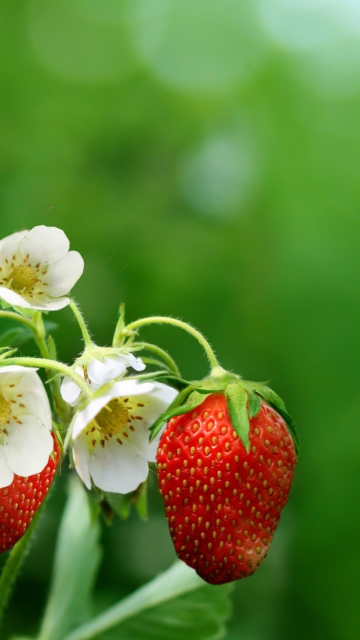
225,383,250,452
134,481,148,521
0,327,33,348
37,475,102,640
0,495,50,620
248,391,262,418
62,561,233,640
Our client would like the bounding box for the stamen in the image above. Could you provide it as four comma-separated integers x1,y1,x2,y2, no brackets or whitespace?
94,398,130,437
0,395,11,427
9,265,38,292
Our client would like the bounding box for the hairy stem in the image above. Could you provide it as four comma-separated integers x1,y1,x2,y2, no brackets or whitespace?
0,357,92,397
123,316,219,370
69,300,93,348
131,341,180,376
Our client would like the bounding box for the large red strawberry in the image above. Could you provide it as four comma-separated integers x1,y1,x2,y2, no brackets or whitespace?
0,433,60,552
155,371,298,585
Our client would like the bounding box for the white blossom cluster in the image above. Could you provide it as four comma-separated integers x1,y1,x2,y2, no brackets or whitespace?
0,226,176,493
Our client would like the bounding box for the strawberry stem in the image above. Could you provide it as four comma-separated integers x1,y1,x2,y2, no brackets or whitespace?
121,316,219,370
69,299,94,348
130,341,181,376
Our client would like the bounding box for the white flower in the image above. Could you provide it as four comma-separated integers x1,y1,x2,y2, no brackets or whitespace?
0,366,53,488
60,352,146,407
0,225,84,310
71,379,177,494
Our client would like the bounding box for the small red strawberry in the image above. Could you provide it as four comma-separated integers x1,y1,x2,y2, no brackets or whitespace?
155,371,298,585
0,433,60,552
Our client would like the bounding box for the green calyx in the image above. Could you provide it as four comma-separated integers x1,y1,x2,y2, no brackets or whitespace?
149,368,299,454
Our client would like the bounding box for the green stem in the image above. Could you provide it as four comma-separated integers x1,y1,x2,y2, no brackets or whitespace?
32,313,71,426
0,310,72,424
123,316,219,370
0,310,34,332
131,341,181,376
0,357,92,397
69,300,93,348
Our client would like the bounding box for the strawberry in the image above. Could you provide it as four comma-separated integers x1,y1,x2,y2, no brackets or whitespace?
0,433,60,552
157,388,297,585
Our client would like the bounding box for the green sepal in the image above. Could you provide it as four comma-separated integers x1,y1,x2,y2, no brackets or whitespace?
101,493,132,522
225,383,250,452
0,348,18,360
195,386,227,395
147,372,193,391
0,346,16,355
248,391,262,418
0,300,12,310
51,421,63,446
112,302,126,347
242,381,299,453
149,387,209,441
134,480,148,521
47,334,58,361
13,306,37,318
101,481,148,522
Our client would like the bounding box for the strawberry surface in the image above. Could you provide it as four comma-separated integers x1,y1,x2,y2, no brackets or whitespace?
157,393,297,584
0,433,60,552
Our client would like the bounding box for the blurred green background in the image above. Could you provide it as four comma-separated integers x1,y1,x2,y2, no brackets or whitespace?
1,1,360,638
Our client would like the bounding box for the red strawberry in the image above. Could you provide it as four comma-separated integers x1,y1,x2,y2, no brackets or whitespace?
0,433,60,552
157,393,297,585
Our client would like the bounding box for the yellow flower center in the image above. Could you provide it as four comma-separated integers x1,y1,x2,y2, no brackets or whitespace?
0,394,11,427
95,399,129,437
10,264,38,292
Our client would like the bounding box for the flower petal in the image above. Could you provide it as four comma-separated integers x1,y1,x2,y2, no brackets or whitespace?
111,379,155,398
60,367,84,406
129,422,165,463
72,392,114,439
0,230,28,261
8,369,52,429
30,295,71,311
0,365,39,377
0,286,32,308
20,225,69,264
72,435,92,490
127,382,178,429
5,416,53,477
121,353,146,372
0,445,14,488
44,251,84,297
90,437,149,494
0,286,71,311
87,356,127,387
126,383,177,462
